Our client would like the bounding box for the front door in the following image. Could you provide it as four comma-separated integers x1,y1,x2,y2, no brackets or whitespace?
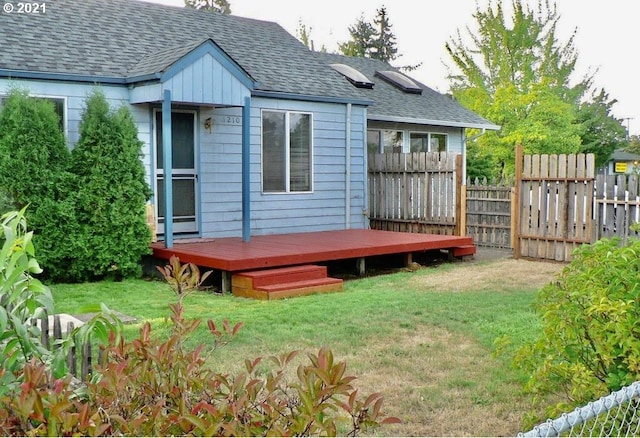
154,110,198,234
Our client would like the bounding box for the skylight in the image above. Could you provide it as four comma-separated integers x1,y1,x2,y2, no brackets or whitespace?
330,63,374,89
375,70,422,94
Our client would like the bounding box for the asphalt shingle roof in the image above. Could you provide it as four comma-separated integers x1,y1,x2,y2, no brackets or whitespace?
0,0,498,128
317,53,499,129
0,0,359,99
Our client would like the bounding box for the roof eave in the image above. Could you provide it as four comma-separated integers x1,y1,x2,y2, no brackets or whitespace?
253,89,372,106
368,114,500,130
0,69,126,84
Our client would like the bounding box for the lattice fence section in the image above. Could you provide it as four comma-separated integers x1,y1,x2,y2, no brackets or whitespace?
520,382,640,437
368,152,462,235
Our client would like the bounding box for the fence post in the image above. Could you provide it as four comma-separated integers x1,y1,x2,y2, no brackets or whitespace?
455,154,464,236
513,144,523,258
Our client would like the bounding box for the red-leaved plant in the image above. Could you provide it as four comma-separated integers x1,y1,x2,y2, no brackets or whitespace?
0,256,400,436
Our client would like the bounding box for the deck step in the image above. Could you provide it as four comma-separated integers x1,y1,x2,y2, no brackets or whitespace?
452,244,477,257
231,265,343,300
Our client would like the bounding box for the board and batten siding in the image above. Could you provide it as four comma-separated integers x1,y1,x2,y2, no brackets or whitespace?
0,79,153,182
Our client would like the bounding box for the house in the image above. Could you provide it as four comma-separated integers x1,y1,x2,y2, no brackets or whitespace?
0,0,499,247
606,149,640,175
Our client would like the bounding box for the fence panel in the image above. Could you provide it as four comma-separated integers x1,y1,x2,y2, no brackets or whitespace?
465,177,512,248
595,173,640,243
368,152,460,235
34,310,94,380
520,381,640,437
514,146,596,262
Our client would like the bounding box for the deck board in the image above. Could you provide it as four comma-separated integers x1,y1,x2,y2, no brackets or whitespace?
151,229,475,272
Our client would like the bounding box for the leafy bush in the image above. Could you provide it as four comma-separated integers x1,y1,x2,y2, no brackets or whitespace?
0,255,399,436
0,89,80,280
70,90,152,280
514,236,640,421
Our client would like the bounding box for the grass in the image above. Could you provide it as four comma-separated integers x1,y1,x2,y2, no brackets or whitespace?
50,257,561,436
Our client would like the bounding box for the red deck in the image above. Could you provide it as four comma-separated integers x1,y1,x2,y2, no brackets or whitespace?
151,229,475,272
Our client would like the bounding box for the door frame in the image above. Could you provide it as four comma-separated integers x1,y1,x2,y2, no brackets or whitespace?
152,108,200,235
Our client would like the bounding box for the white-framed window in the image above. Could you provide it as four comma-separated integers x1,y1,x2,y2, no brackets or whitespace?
262,110,313,193
0,94,67,136
410,132,448,153
367,129,403,154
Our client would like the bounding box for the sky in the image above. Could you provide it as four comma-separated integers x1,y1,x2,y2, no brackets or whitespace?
148,0,640,136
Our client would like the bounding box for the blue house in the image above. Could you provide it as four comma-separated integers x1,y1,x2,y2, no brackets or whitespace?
0,0,498,248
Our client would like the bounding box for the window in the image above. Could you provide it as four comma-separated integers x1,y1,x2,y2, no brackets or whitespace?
410,132,447,153
0,95,65,133
367,129,403,153
262,110,312,193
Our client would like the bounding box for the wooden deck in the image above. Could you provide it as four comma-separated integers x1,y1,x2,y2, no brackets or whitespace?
151,229,475,275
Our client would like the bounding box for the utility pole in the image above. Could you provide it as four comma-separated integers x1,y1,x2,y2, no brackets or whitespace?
622,117,634,140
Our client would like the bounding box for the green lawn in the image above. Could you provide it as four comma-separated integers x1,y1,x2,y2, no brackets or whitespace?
50,258,556,436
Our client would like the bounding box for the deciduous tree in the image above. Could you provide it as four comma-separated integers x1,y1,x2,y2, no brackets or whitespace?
446,0,624,178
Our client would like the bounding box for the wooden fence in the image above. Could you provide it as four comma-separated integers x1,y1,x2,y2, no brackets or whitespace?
513,146,596,262
33,310,95,380
595,173,640,243
465,177,513,249
368,152,462,235
368,147,640,262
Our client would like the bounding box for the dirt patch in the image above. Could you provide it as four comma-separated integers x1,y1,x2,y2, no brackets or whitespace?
409,252,566,293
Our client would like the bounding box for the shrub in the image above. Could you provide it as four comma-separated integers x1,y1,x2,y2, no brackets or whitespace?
514,236,640,421
0,89,80,280
70,89,152,280
0,255,400,436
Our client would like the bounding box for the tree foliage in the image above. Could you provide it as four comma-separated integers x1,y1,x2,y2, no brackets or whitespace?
0,89,79,279
70,90,152,281
576,88,628,168
446,0,625,178
339,7,398,62
295,20,327,52
184,0,231,14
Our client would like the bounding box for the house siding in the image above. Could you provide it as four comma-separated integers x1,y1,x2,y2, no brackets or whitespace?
198,97,368,238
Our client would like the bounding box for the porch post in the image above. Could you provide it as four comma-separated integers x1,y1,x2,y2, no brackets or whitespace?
242,96,251,242
162,89,174,248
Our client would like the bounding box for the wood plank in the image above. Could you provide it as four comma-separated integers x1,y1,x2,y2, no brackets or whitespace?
152,229,475,272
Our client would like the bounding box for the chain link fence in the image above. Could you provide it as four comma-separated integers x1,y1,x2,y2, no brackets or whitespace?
519,382,640,437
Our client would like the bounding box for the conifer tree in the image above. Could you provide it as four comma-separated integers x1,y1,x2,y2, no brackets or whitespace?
184,0,231,14
71,89,152,280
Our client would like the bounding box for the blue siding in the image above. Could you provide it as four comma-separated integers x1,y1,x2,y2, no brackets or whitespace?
196,98,368,238
130,52,251,106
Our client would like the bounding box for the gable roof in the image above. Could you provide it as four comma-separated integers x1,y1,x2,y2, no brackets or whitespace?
611,149,640,162
318,53,499,130
0,0,499,129
0,0,366,103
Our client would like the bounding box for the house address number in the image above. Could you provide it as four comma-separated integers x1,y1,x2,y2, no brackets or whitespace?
214,115,242,126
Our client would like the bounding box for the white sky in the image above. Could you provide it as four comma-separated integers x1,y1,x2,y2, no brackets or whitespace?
148,0,640,136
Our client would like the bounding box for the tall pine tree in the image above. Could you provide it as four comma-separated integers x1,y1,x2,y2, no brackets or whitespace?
339,6,398,62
